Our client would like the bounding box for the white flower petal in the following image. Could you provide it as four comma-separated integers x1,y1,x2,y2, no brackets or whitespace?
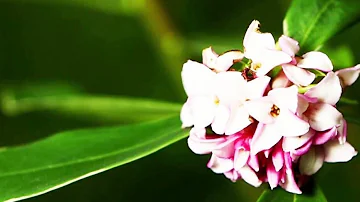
211,104,231,135
250,123,283,155
324,140,358,162
187,128,223,154
216,51,244,72
280,169,302,194
234,150,250,170
313,127,337,145
299,146,324,175
224,170,239,182
271,70,291,89
297,51,333,72
305,103,343,131
297,94,311,116
243,20,276,51
180,101,194,128
272,144,285,172
243,21,291,76
202,47,244,72
264,149,271,158
337,118,347,144
282,64,315,86
305,72,342,105
268,85,299,113
202,47,218,69
267,161,280,189
246,76,271,99
245,97,274,124
278,35,299,57
275,109,310,137
187,96,217,129
225,105,252,135
181,60,216,96
252,49,292,76
282,129,315,152
248,155,260,172
215,71,247,103
207,154,233,173
335,64,360,87
238,165,262,187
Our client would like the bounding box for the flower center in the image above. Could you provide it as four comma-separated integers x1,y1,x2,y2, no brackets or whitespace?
270,105,280,117
252,63,261,71
214,97,220,105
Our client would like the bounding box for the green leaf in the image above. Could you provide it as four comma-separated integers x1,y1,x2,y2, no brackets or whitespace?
0,115,187,201
1,86,182,123
283,0,360,52
257,186,327,202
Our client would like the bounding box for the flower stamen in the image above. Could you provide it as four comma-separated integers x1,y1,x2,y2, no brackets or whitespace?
214,97,220,105
252,63,262,71
270,105,280,117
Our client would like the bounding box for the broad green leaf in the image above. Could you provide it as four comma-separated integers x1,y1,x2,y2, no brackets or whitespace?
257,186,327,202
0,115,187,201
1,86,182,123
283,0,360,52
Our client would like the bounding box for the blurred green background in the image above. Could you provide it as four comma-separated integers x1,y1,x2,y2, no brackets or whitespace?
0,0,359,201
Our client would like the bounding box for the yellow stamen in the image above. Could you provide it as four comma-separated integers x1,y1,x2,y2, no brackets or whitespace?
252,63,261,71
214,97,220,105
270,105,280,117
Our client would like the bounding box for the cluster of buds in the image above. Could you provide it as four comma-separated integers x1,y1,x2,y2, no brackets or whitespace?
180,20,359,194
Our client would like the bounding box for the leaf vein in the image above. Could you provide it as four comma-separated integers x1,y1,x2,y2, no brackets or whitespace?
299,0,335,45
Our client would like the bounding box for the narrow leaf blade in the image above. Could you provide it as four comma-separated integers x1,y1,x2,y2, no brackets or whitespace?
284,0,360,52
0,116,188,201
1,86,182,123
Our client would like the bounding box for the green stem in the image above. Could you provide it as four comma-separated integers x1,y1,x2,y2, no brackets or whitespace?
298,84,316,93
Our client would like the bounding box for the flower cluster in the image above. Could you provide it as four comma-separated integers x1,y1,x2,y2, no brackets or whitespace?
180,20,359,194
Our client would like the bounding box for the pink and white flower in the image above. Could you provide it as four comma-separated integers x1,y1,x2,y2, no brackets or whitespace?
180,19,359,195
279,35,333,86
202,47,244,72
243,20,292,76
220,75,270,135
180,49,245,131
246,86,310,155
335,64,360,88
